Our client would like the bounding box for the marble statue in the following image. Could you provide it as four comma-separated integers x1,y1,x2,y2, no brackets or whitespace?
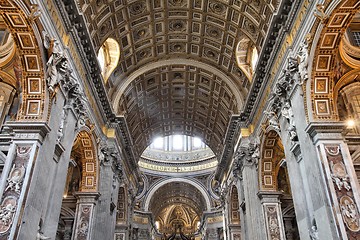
264,110,280,132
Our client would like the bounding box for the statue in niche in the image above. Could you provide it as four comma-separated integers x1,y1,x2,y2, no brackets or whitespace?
57,106,69,143
5,165,25,193
97,140,107,164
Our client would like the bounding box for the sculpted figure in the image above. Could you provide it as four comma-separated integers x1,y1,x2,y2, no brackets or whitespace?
314,4,329,24
281,101,297,140
5,165,25,193
36,225,50,240
264,111,280,132
297,41,309,84
309,225,319,240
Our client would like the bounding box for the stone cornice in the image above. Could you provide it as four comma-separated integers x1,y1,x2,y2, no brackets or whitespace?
114,117,141,183
4,122,51,143
240,0,301,125
257,191,283,201
55,0,115,122
305,122,346,144
215,115,241,181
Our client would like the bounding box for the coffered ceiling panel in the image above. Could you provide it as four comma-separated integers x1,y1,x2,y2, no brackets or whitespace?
117,64,240,157
78,0,278,85
76,0,279,157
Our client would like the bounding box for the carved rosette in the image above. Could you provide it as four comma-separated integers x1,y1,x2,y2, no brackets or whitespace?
264,204,282,240
0,146,32,239
324,145,360,237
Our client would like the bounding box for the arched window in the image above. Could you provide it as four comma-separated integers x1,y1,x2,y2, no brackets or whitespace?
251,46,259,72
97,38,120,83
338,82,360,133
235,38,258,81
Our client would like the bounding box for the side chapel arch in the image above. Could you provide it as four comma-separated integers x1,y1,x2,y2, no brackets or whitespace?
259,130,286,191
67,130,99,193
309,1,360,121
0,1,48,121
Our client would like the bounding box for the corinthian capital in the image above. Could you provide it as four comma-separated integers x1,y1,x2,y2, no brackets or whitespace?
233,136,260,172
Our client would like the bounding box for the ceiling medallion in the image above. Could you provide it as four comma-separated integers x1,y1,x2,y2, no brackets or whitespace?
169,20,186,32
137,49,151,61
129,1,146,16
204,48,217,59
134,28,148,41
209,2,226,15
169,0,185,7
206,26,221,39
170,43,185,52
244,19,257,38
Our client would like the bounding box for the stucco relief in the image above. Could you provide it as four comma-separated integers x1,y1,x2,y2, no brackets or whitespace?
265,205,282,240
340,196,360,232
0,197,16,234
0,145,32,239
76,205,92,240
324,145,360,237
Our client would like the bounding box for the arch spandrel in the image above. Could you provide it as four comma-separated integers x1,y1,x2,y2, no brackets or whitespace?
0,1,47,121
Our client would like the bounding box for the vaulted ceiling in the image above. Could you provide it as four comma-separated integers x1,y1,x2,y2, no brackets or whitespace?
149,182,207,219
76,0,280,157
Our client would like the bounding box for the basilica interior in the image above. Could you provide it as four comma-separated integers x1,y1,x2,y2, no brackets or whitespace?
0,0,359,240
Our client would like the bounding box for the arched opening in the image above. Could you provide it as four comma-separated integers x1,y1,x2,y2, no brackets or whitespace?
56,130,99,240
260,130,300,239
97,38,120,83
0,16,19,130
0,6,46,121
235,37,258,81
229,186,240,225
148,181,206,239
309,3,360,121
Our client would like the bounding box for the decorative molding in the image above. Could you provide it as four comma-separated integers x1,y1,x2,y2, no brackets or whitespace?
215,115,241,181
240,0,300,124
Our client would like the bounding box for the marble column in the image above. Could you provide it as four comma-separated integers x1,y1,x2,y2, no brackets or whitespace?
234,137,266,240
0,123,50,240
306,123,360,239
63,218,74,240
72,192,100,240
258,192,287,240
92,141,121,240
